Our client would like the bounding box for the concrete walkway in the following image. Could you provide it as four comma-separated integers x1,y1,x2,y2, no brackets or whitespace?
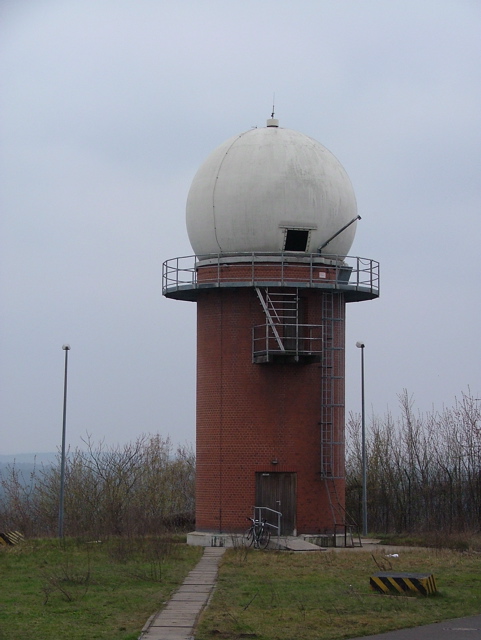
345,614,481,639
138,547,226,640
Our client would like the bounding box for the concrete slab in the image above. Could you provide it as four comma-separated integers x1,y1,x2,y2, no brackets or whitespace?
175,584,213,594
186,569,218,576
188,569,218,576
169,592,211,602
162,603,204,614
187,530,366,551
151,618,197,627
202,548,228,557
140,631,193,640
276,537,325,551
182,577,218,585
187,531,237,548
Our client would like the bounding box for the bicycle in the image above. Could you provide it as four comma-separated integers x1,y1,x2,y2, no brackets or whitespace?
244,517,271,549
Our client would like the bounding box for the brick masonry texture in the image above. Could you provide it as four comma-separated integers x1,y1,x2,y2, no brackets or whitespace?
195,265,346,534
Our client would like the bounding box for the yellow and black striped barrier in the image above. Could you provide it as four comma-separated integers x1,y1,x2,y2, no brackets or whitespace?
0,531,24,546
370,571,437,596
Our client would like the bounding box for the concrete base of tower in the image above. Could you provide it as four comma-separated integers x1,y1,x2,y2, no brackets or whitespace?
186,531,358,550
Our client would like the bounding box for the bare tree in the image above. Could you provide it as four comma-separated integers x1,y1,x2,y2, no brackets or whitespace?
0,434,196,538
346,390,481,534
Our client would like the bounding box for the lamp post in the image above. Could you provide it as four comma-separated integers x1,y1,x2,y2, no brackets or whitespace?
356,341,367,537
58,344,70,539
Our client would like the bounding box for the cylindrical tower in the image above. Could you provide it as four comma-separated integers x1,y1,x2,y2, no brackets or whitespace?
163,118,379,538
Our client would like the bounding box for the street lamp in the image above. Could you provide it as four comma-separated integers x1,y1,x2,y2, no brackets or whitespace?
58,344,70,539
356,341,367,537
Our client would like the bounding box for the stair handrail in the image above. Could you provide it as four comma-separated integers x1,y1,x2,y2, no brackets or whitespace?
253,506,282,541
255,288,285,351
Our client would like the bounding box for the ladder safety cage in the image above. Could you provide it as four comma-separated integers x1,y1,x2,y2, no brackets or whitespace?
320,292,345,479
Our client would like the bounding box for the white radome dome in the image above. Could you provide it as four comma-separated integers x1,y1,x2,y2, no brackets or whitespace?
186,120,358,257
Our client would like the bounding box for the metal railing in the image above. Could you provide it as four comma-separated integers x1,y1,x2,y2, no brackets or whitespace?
253,506,282,538
334,523,362,548
162,252,379,299
252,323,323,360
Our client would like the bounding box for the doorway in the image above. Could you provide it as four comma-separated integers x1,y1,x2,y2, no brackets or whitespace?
255,472,297,535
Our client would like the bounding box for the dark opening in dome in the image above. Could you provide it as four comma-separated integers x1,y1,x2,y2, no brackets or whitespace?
284,229,310,252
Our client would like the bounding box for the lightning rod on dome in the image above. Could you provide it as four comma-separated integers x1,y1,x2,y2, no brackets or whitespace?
267,94,279,127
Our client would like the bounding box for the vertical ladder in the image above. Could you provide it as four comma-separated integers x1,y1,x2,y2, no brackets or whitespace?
320,292,335,477
320,292,346,532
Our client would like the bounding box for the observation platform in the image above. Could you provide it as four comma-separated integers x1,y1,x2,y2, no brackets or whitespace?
162,252,380,303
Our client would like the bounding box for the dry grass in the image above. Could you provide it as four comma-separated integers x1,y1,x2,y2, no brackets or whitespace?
196,545,481,640
0,536,202,640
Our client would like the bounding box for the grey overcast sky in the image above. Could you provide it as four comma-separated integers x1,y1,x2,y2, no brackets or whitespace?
1,0,480,455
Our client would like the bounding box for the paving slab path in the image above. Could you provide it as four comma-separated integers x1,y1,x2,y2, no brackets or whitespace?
138,546,226,640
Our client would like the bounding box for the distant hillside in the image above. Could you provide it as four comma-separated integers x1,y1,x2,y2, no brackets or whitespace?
0,454,56,496
0,453,57,465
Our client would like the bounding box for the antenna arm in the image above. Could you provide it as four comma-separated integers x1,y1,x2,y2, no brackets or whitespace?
317,215,361,253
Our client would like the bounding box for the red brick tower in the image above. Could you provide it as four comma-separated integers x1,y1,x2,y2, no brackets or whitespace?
163,118,379,539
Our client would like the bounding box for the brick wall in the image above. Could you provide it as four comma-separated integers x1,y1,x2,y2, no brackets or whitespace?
195,269,346,534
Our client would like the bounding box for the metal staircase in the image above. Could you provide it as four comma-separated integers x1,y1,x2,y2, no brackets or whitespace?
252,288,322,363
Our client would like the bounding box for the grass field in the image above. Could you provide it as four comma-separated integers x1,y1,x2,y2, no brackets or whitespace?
2,536,481,640
0,536,202,640
196,544,481,640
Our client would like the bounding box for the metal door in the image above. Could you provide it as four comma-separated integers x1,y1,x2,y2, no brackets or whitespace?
255,472,297,535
